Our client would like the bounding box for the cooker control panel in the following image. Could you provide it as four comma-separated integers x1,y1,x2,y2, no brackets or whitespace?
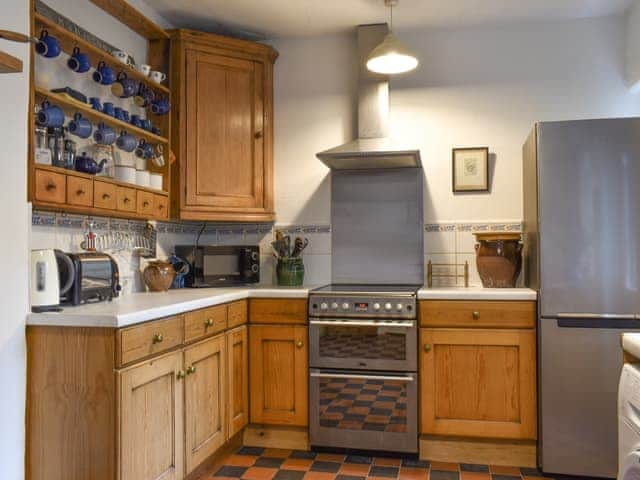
309,295,416,319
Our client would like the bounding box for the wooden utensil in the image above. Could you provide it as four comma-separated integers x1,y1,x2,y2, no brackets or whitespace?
291,237,309,257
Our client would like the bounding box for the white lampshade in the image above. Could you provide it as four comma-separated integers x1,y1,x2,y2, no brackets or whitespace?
366,32,418,75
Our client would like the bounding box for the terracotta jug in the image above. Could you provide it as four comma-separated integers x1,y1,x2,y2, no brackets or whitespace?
143,259,176,292
474,232,523,288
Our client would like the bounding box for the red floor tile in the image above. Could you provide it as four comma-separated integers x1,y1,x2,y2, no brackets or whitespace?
243,467,278,480
303,472,336,480
264,448,293,458
316,453,346,463
339,463,371,476
490,465,521,476
375,457,402,467
282,458,313,471
225,455,259,467
429,461,459,472
399,467,429,480
460,473,491,480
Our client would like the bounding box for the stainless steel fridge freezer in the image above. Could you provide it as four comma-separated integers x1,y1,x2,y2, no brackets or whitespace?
523,118,640,479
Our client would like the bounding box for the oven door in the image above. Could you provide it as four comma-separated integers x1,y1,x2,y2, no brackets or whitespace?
309,369,418,453
309,318,417,371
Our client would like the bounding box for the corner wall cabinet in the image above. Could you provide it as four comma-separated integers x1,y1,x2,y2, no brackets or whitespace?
169,29,278,222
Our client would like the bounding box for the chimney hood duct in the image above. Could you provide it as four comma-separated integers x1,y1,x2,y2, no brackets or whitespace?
316,24,421,170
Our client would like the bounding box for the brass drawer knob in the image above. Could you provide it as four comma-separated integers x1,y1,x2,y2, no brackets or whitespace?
102,193,111,200
143,201,150,207
176,370,186,379
186,365,196,375
124,197,131,203
204,318,214,327
424,344,432,353
76,189,85,196
472,311,480,320
152,333,164,344
45,182,57,191
296,341,304,349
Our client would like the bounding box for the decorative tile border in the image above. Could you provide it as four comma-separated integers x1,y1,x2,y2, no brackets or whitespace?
425,222,522,233
274,224,331,234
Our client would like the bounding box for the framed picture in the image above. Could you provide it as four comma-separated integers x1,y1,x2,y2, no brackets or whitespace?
452,147,489,192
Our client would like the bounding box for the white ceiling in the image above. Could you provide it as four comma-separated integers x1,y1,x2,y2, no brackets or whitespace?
146,0,633,39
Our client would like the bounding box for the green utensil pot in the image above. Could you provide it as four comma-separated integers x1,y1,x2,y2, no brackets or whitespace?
277,257,304,286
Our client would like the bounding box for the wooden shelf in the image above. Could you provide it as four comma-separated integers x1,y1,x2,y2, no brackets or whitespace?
89,0,169,41
0,48,23,73
34,13,170,95
35,86,169,145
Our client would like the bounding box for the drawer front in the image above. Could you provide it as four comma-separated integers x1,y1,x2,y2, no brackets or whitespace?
420,300,536,329
66,176,93,207
185,304,227,343
249,298,308,325
154,194,168,219
34,169,66,204
116,186,136,212
118,315,184,366
227,300,248,329
94,181,117,210
137,190,155,216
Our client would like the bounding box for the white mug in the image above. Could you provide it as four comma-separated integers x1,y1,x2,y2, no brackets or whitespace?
149,71,166,84
136,63,151,76
113,50,130,65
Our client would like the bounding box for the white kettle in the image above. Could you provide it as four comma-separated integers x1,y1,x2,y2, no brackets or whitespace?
30,249,74,312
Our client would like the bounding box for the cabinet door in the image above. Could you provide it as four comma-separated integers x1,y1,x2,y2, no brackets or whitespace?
184,49,264,209
119,351,184,480
227,325,249,438
420,328,536,440
249,325,308,426
184,334,227,474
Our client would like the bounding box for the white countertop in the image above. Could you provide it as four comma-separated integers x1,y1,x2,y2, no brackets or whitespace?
418,287,537,301
623,333,640,360
27,286,313,328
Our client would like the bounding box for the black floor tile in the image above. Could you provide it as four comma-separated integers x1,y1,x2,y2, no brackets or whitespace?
461,464,489,473
290,450,317,459
491,475,520,480
519,467,543,477
369,465,399,478
311,461,342,473
237,446,265,456
273,470,306,480
336,476,367,480
255,457,285,468
401,458,430,468
345,455,373,464
215,466,248,478
429,472,459,480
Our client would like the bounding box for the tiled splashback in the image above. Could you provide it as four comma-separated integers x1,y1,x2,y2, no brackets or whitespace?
425,222,523,287
31,211,522,292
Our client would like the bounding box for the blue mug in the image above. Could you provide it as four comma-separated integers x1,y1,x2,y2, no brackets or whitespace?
111,72,138,98
141,119,152,131
93,122,117,145
150,97,170,115
67,112,93,139
92,61,115,85
135,140,154,159
151,126,161,135
114,107,126,121
134,83,155,108
116,131,137,152
89,97,102,112
36,100,65,127
130,114,143,129
102,102,115,117
121,110,130,123
35,30,61,58
67,46,91,73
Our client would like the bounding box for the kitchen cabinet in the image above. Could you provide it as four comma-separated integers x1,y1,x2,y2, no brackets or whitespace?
227,325,249,438
249,324,308,426
169,29,278,222
119,351,184,480
184,335,227,474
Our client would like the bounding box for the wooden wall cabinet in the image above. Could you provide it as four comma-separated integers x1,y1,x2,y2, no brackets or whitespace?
169,29,278,222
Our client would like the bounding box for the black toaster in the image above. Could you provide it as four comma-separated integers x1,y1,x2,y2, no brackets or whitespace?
58,252,121,305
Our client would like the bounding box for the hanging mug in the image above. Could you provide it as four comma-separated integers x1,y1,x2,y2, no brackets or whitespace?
67,113,93,139
111,72,138,98
134,83,155,108
92,61,115,85
36,100,64,127
93,122,117,145
35,30,61,58
102,102,115,117
116,131,137,152
67,46,91,73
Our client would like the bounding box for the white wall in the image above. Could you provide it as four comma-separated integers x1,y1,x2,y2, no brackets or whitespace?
627,0,640,90
273,15,640,226
0,0,29,477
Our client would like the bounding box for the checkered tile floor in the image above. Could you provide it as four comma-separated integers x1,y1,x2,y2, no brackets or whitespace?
203,447,551,480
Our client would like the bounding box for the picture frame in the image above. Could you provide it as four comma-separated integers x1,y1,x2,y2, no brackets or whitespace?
452,147,489,192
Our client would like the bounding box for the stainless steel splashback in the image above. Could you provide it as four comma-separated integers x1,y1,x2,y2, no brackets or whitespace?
331,168,424,284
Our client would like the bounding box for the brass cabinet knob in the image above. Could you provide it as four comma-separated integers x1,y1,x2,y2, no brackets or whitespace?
204,318,214,327
143,201,150,207
102,193,111,200
124,197,131,203
186,365,196,375
152,333,164,343
472,311,480,320
254,131,263,139
76,189,85,196
296,341,304,349
45,182,56,191
424,344,432,353
176,370,186,379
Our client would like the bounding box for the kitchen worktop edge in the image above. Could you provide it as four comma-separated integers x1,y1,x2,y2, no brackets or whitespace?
417,287,537,301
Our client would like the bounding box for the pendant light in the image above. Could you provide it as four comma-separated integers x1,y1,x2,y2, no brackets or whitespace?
366,0,418,75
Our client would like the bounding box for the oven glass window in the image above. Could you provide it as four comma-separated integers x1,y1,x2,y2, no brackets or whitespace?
318,326,407,361
204,255,239,276
319,376,407,432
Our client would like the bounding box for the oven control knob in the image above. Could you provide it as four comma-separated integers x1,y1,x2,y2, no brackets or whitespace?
384,303,392,311
373,303,381,311
320,302,328,311
342,302,350,310
331,302,339,310
396,303,403,311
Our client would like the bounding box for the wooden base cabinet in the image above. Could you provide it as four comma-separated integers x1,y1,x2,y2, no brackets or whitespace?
419,328,537,440
249,325,308,426
227,326,249,437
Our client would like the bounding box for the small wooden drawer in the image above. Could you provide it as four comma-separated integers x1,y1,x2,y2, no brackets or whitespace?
116,186,136,212
94,180,117,210
137,190,155,216
66,175,93,207
34,169,66,204
249,298,308,325
227,300,248,328
184,304,227,343
154,194,168,219
117,315,184,366
419,300,536,329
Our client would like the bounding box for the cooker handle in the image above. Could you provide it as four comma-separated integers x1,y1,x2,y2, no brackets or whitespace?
310,372,415,382
309,319,415,328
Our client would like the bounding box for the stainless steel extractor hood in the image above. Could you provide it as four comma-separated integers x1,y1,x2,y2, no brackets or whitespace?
316,24,421,170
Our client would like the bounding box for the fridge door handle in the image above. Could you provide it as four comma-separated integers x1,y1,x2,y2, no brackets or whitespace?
557,313,637,320
310,371,415,382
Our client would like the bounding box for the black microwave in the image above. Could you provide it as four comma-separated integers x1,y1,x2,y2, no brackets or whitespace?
174,245,260,287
